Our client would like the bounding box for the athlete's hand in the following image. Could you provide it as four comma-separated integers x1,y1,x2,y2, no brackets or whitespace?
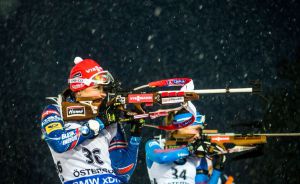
213,154,226,171
130,118,145,137
88,117,105,135
81,117,105,137
187,138,203,155
97,103,125,127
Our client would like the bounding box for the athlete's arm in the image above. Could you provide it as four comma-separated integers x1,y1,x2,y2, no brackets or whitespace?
194,157,222,184
195,158,210,184
109,124,141,183
208,170,222,184
145,139,190,166
41,105,99,153
208,154,224,184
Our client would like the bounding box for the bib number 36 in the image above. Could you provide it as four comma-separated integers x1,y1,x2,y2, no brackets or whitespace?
82,147,104,165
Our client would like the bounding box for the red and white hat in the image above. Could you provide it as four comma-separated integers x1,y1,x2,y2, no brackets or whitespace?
68,57,114,92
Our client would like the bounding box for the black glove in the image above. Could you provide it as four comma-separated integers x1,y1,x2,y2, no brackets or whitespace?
130,118,145,137
187,138,204,155
98,103,124,127
213,154,226,171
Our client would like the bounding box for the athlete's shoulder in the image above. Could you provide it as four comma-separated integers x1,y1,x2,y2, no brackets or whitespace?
41,104,62,128
42,104,61,117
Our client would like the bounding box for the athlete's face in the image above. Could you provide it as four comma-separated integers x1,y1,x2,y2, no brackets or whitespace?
77,85,107,99
176,125,201,141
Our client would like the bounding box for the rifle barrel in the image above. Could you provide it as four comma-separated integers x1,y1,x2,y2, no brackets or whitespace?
158,88,253,94
193,88,253,94
206,133,300,137
257,133,300,137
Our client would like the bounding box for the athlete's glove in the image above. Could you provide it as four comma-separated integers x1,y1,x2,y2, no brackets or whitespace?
130,118,145,137
80,117,105,137
213,154,226,171
188,137,216,157
187,138,203,155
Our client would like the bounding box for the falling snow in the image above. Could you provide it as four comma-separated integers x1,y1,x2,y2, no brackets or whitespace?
1,0,300,184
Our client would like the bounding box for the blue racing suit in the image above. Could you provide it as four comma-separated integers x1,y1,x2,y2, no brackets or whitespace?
145,139,221,184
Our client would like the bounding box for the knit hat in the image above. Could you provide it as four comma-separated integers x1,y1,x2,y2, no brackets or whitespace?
68,57,114,92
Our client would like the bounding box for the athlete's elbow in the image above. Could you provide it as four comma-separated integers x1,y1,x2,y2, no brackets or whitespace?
54,148,66,153
49,143,67,153
154,155,169,164
116,175,131,183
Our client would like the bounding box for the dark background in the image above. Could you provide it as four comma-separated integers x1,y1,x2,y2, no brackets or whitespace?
1,0,300,183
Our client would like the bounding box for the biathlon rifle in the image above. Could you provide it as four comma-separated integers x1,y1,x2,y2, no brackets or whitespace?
52,78,260,131
103,78,261,130
165,130,300,157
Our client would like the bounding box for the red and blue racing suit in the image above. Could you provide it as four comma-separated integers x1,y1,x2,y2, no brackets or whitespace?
41,104,140,184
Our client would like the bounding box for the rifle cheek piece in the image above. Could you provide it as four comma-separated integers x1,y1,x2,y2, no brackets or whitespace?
61,98,102,121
